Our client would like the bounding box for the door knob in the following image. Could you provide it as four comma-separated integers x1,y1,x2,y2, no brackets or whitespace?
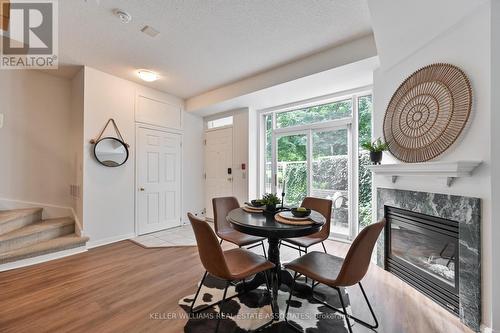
139,187,145,191
227,177,233,182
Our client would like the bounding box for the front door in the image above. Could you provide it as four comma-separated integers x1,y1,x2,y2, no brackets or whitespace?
137,126,181,235
205,127,233,219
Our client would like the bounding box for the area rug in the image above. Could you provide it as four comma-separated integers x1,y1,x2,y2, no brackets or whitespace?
178,274,351,332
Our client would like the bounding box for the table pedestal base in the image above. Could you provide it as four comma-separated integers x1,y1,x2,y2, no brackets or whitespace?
235,237,312,318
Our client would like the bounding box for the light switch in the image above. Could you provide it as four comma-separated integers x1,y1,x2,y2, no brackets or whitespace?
0,113,3,128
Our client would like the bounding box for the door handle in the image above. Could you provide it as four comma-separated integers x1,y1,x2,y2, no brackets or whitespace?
139,187,145,191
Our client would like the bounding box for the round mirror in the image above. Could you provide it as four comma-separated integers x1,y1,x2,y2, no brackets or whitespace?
93,137,129,167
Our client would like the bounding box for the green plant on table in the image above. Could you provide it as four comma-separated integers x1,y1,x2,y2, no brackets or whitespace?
261,193,281,206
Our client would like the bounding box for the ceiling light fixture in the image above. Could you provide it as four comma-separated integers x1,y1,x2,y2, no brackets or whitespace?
112,9,132,24
137,70,159,82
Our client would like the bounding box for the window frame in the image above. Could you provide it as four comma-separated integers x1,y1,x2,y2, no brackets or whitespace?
206,115,234,130
257,86,373,241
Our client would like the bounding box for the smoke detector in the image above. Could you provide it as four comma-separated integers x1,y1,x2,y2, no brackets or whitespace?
112,9,132,24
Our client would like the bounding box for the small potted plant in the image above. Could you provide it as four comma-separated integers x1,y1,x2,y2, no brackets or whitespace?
261,193,281,212
361,138,389,165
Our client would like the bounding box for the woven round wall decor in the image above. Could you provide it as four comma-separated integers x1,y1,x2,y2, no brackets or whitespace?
383,63,472,163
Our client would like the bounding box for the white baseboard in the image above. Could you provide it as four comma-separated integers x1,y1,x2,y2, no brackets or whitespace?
0,246,87,272
86,233,135,249
481,324,499,333
0,197,73,220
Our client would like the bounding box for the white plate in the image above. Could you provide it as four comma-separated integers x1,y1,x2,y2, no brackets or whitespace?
277,211,310,221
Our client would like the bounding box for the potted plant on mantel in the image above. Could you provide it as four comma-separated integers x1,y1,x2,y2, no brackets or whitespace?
261,193,281,213
361,138,389,165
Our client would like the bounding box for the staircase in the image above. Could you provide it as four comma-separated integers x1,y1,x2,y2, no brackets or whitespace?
0,208,89,266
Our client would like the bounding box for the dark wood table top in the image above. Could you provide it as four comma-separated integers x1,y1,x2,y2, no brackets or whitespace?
227,208,325,239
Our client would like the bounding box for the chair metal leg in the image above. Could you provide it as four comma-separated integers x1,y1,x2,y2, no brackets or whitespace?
358,282,379,329
284,272,302,332
190,275,242,315
336,287,353,333
190,271,208,313
215,281,230,333
310,282,379,331
284,272,297,320
260,241,267,259
263,271,274,312
321,241,327,254
279,240,304,255
304,247,308,284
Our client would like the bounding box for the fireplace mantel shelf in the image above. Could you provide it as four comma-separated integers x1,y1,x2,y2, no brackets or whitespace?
367,161,482,187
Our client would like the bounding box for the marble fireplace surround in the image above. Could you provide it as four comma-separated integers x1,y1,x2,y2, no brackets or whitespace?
376,188,481,332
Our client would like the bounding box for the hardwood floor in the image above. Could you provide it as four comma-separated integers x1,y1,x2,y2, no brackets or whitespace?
0,240,473,333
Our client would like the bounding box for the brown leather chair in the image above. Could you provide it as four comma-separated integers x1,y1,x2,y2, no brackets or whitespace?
284,219,386,333
187,213,275,332
280,197,333,255
213,197,267,258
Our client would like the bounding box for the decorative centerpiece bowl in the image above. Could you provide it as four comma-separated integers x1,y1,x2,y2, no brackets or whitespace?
250,199,265,207
291,207,311,218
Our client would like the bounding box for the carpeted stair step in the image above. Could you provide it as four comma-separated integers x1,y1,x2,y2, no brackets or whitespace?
0,208,43,235
0,217,75,253
0,234,89,264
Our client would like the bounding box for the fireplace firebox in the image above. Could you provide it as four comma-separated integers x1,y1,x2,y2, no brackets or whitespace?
384,206,459,315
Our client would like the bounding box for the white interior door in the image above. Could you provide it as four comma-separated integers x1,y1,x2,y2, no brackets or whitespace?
205,127,233,219
137,127,181,235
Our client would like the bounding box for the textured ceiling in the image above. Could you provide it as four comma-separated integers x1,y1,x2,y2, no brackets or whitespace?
60,0,372,98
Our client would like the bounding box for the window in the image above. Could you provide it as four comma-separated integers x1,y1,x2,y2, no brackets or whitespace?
259,91,372,240
264,114,273,193
207,116,233,129
358,95,373,229
276,99,352,128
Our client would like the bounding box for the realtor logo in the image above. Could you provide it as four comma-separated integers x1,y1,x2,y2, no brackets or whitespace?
1,0,58,69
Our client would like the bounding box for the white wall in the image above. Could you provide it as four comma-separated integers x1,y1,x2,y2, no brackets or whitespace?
369,0,494,328
490,1,500,330
70,69,84,229
182,112,205,222
0,70,73,209
82,67,204,246
232,109,249,204
248,108,258,200
83,67,137,246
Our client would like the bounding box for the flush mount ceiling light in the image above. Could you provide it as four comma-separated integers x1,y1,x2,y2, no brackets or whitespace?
112,9,132,24
137,70,159,82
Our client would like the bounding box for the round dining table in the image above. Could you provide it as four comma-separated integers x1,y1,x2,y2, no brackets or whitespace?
227,207,326,317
